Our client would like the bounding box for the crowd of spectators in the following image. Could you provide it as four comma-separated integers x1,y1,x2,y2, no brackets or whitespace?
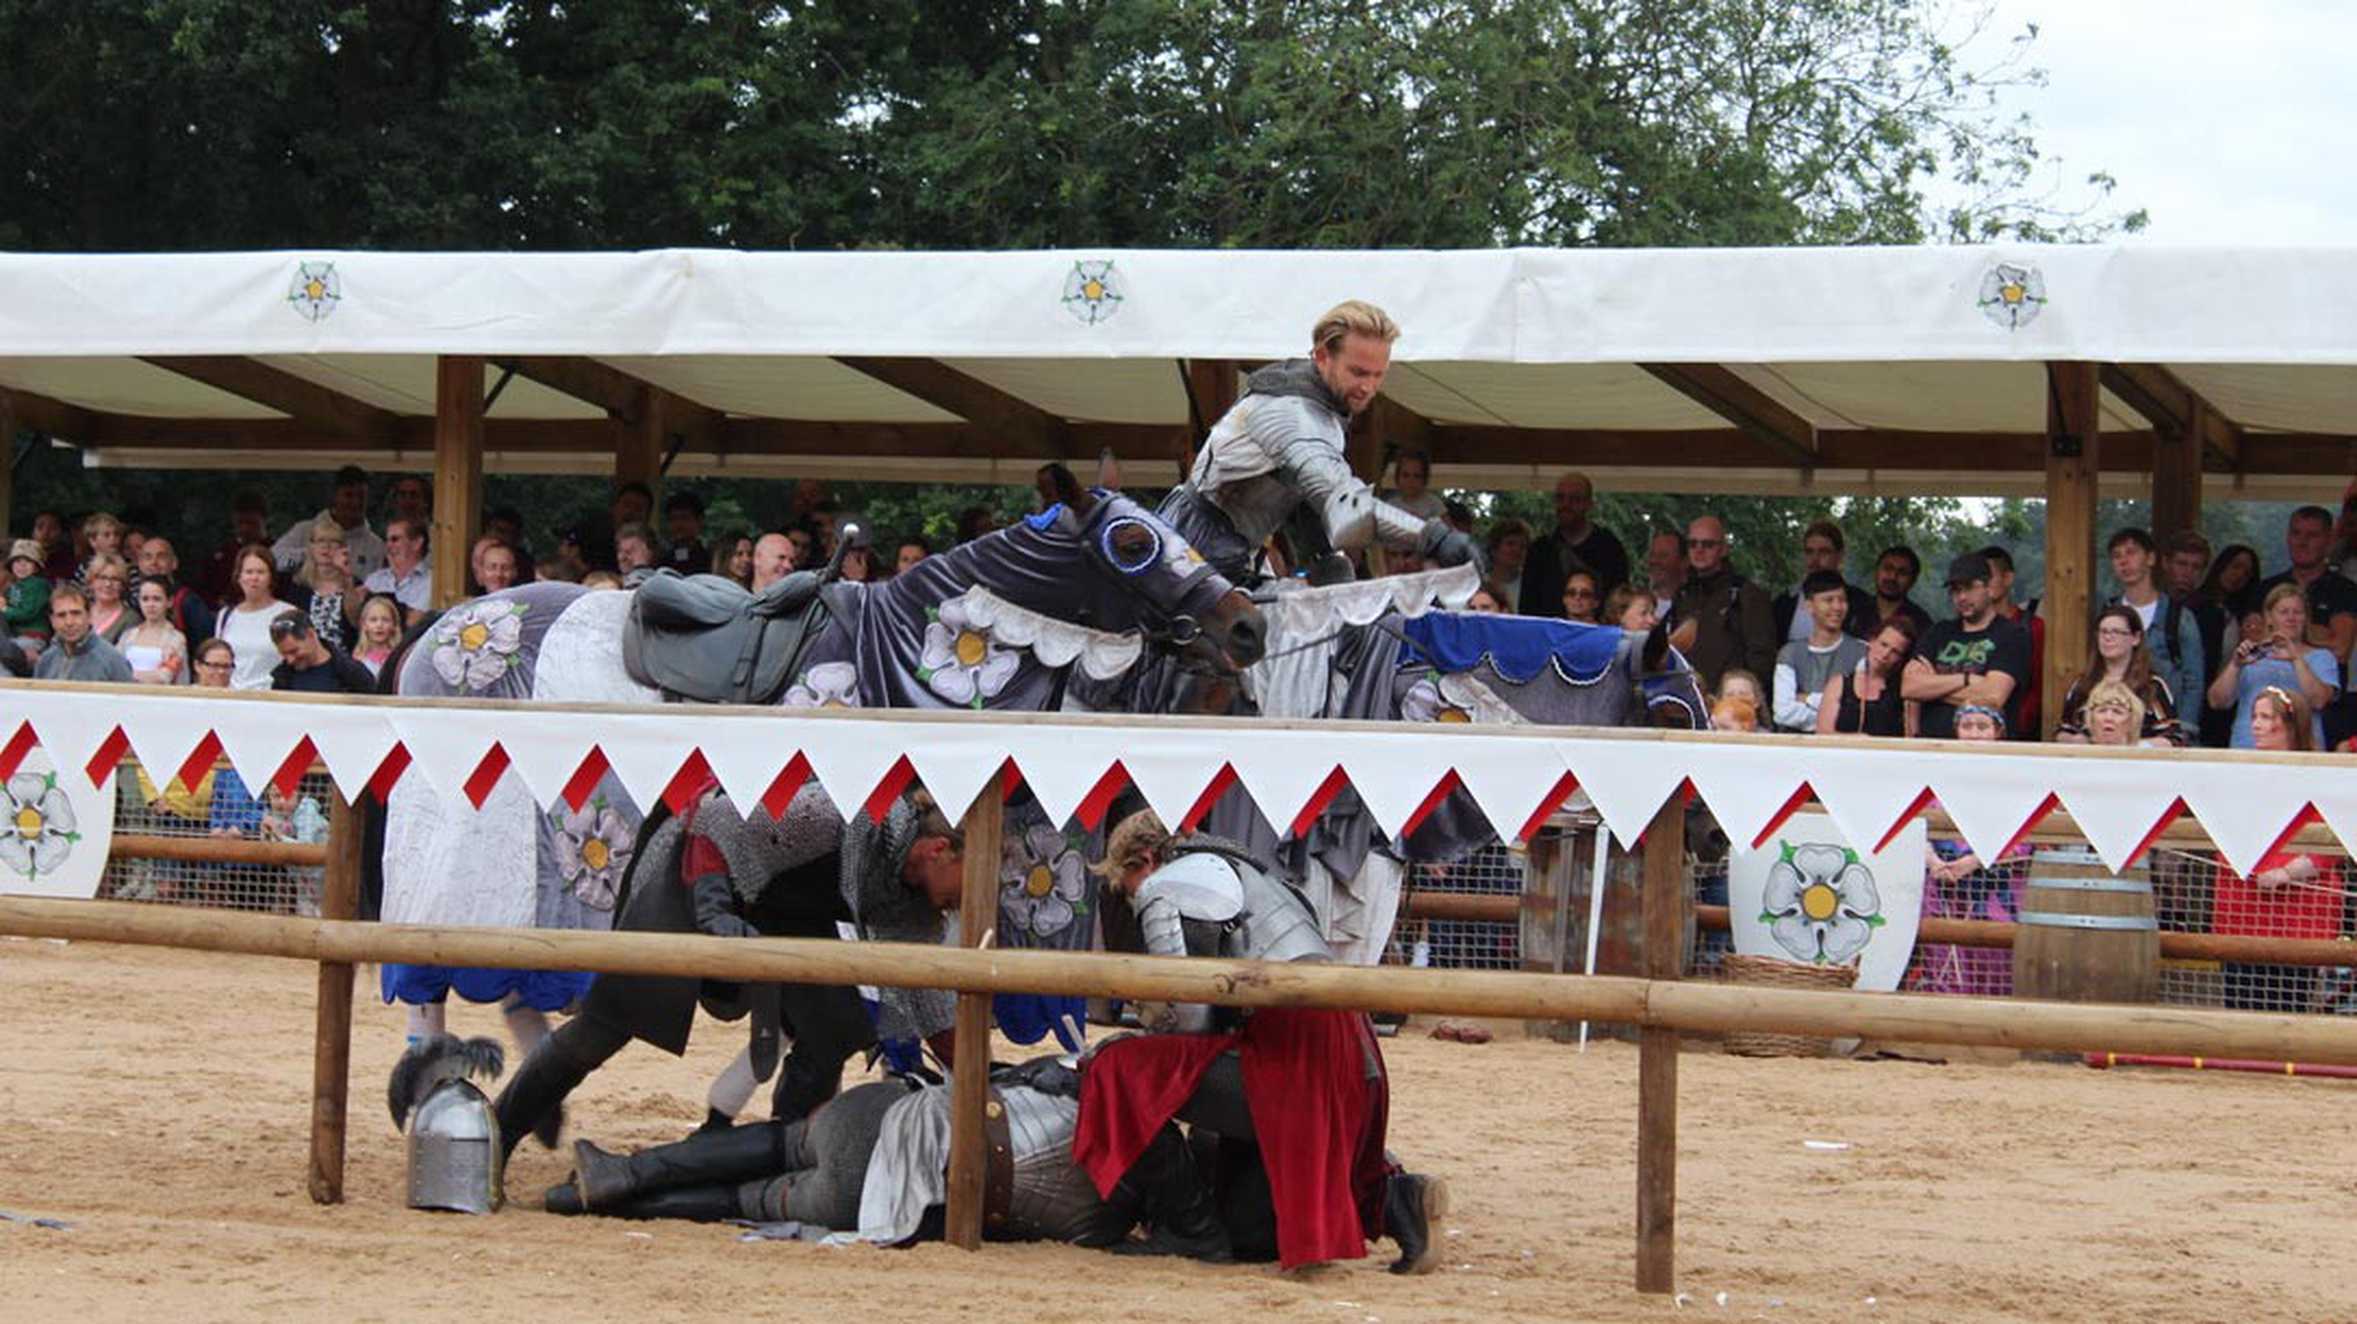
1380,457,2357,759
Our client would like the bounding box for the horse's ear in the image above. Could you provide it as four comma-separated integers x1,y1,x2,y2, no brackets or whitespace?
1640,620,1671,672
1038,462,1091,518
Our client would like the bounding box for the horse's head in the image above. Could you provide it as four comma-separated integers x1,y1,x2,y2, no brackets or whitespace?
1632,623,1709,730
1040,478,1264,676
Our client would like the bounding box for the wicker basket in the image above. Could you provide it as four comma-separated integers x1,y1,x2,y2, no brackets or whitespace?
1718,954,1858,1057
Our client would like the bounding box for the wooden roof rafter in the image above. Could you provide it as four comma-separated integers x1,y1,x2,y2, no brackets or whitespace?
489,355,726,450
1637,363,1819,468
2098,362,2246,470
136,355,401,444
834,356,1071,458
0,382,96,439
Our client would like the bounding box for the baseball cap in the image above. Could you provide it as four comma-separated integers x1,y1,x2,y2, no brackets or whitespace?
1944,552,1993,586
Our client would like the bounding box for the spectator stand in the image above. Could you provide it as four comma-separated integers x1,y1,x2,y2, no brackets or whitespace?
8,245,2357,711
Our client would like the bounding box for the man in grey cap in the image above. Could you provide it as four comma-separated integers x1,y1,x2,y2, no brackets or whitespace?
1901,550,2033,740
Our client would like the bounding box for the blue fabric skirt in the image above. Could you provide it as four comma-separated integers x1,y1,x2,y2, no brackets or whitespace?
381,963,595,1012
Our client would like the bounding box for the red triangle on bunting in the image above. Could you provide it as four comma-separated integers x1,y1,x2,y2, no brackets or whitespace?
366,742,413,805
1749,780,1819,851
1871,787,1939,854
0,721,39,781
1074,760,1132,832
760,751,814,819
1179,764,1239,833
83,726,130,789
1514,772,1582,846
660,749,719,814
1398,769,1463,842
861,755,918,825
463,743,513,809
176,731,225,795
270,736,319,800
2129,796,2190,864
1285,765,1352,839
560,745,613,813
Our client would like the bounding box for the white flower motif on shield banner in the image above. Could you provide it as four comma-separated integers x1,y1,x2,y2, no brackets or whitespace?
554,797,634,911
0,770,79,878
917,597,1022,708
999,821,1088,939
1060,259,1125,325
1759,840,1886,965
1400,674,1473,724
431,598,528,692
782,660,861,709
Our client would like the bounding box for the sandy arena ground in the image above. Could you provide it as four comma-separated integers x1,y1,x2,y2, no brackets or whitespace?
3,936,2354,1323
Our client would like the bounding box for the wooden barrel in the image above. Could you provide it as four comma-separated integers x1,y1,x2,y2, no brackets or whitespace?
2012,847,2159,1004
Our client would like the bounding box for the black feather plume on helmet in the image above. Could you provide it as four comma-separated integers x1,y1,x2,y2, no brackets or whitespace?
387,1034,505,1131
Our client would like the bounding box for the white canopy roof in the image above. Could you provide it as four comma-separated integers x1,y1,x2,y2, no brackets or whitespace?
3,246,2351,495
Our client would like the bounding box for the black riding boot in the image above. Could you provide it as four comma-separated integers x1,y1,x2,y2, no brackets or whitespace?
573,1121,788,1213
1111,1124,1232,1262
543,1179,756,1223
1381,1172,1450,1275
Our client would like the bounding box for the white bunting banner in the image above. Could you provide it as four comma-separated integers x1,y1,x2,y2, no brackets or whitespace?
1,687,2353,887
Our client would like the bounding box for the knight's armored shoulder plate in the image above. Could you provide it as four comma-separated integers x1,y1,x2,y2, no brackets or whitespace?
1133,850,1244,923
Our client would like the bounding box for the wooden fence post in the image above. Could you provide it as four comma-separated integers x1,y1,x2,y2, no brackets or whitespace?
943,767,1006,1249
307,791,367,1204
1635,794,1688,1293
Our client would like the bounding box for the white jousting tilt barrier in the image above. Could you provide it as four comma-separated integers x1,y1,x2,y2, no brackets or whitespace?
7,678,2357,1293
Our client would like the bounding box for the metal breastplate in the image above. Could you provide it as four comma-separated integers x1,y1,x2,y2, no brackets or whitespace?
993,1087,1130,1246
1227,861,1333,965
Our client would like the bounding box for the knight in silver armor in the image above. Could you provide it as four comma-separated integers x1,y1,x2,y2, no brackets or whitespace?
1125,834,1330,1033
389,1035,508,1215
543,1057,1134,1248
1158,300,1481,584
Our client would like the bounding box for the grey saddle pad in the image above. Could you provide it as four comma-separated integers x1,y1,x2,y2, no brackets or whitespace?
624,568,828,705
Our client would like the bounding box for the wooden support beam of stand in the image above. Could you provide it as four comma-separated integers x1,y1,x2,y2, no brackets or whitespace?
2043,362,2102,740
1179,359,1239,480
2150,402,2204,547
0,389,15,539
490,355,651,421
1635,794,1686,1295
138,356,401,443
944,767,1007,1250
306,793,366,1204
431,357,485,610
618,385,665,507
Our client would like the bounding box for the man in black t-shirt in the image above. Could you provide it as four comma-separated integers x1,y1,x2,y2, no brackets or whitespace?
1902,552,2033,740
268,610,378,695
1521,470,1631,616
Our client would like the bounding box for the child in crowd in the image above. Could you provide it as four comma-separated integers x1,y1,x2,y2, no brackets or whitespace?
1605,584,1657,634
353,592,404,677
1714,668,1766,717
5,539,51,656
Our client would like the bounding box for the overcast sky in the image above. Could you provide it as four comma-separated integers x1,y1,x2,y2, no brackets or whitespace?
1981,1,2349,244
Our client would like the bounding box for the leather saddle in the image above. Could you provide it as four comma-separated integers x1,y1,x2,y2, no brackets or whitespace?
623,569,831,705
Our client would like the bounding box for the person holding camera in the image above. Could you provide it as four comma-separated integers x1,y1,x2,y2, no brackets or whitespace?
2210,581,2338,748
